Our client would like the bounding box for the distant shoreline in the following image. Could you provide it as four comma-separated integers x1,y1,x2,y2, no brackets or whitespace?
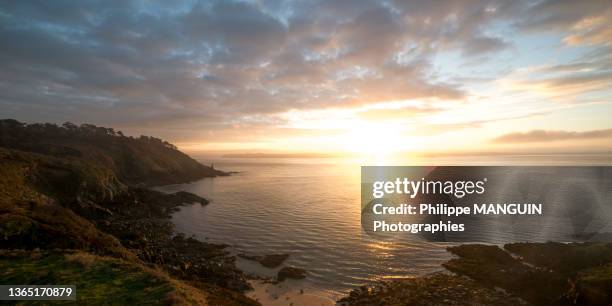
222,153,340,159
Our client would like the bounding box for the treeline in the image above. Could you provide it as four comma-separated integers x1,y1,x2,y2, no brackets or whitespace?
0,119,177,150
0,119,223,186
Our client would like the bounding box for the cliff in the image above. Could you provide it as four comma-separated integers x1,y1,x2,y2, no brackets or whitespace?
0,120,257,305
0,119,226,186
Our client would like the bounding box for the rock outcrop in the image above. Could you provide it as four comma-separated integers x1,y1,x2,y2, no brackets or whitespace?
0,120,257,305
341,242,612,306
277,266,307,282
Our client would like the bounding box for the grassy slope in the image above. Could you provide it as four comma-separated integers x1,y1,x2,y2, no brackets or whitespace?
0,250,207,305
0,143,257,305
0,148,131,257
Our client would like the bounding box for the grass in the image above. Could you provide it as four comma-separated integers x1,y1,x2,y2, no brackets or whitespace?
0,250,208,305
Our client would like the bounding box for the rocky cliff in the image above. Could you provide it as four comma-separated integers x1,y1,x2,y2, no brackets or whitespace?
0,120,256,306
0,119,226,186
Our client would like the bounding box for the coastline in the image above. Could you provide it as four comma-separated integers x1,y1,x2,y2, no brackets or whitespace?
0,122,260,304
247,280,335,306
233,253,337,305
339,242,612,305
3,121,612,305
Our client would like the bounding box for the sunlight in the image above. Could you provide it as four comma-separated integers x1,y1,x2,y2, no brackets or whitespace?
340,123,407,164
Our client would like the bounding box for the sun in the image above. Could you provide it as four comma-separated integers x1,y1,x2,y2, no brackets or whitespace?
340,123,407,164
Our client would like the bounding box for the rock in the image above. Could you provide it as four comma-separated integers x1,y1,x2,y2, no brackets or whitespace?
443,244,566,305
339,242,612,306
172,191,209,205
238,253,289,268
260,254,289,268
570,263,612,305
338,273,526,306
505,242,612,274
277,266,306,282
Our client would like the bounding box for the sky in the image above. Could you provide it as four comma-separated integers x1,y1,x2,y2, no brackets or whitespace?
1,0,611,157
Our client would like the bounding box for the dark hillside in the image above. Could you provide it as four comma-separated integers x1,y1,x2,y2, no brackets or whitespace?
0,147,132,257
0,119,225,186
0,120,257,305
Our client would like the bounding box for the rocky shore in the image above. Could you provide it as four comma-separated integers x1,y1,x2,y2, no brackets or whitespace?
96,187,252,293
0,120,258,305
339,242,612,306
339,272,526,306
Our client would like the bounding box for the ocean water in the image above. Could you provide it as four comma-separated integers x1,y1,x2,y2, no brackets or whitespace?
158,155,612,300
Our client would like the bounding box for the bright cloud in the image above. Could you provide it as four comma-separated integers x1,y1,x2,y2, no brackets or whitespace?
0,0,611,154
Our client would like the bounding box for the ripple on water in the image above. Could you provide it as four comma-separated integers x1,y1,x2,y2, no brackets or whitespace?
162,161,452,299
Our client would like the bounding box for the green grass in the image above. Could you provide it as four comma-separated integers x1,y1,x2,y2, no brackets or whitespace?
0,250,204,305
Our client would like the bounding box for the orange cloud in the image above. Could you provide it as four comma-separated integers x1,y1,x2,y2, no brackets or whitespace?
493,129,612,143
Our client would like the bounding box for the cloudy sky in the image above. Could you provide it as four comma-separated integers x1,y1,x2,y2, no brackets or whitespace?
1,0,611,156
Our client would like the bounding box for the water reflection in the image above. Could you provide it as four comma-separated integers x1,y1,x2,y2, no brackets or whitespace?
159,155,611,299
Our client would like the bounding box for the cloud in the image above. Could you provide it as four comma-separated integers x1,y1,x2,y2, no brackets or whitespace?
499,44,612,100
0,0,610,147
504,72,612,98
513,0,610,33
461,36,510,56
0,0,479,127
493,129,612,143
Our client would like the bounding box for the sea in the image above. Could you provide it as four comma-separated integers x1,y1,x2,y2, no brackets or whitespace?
157,154,612,302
